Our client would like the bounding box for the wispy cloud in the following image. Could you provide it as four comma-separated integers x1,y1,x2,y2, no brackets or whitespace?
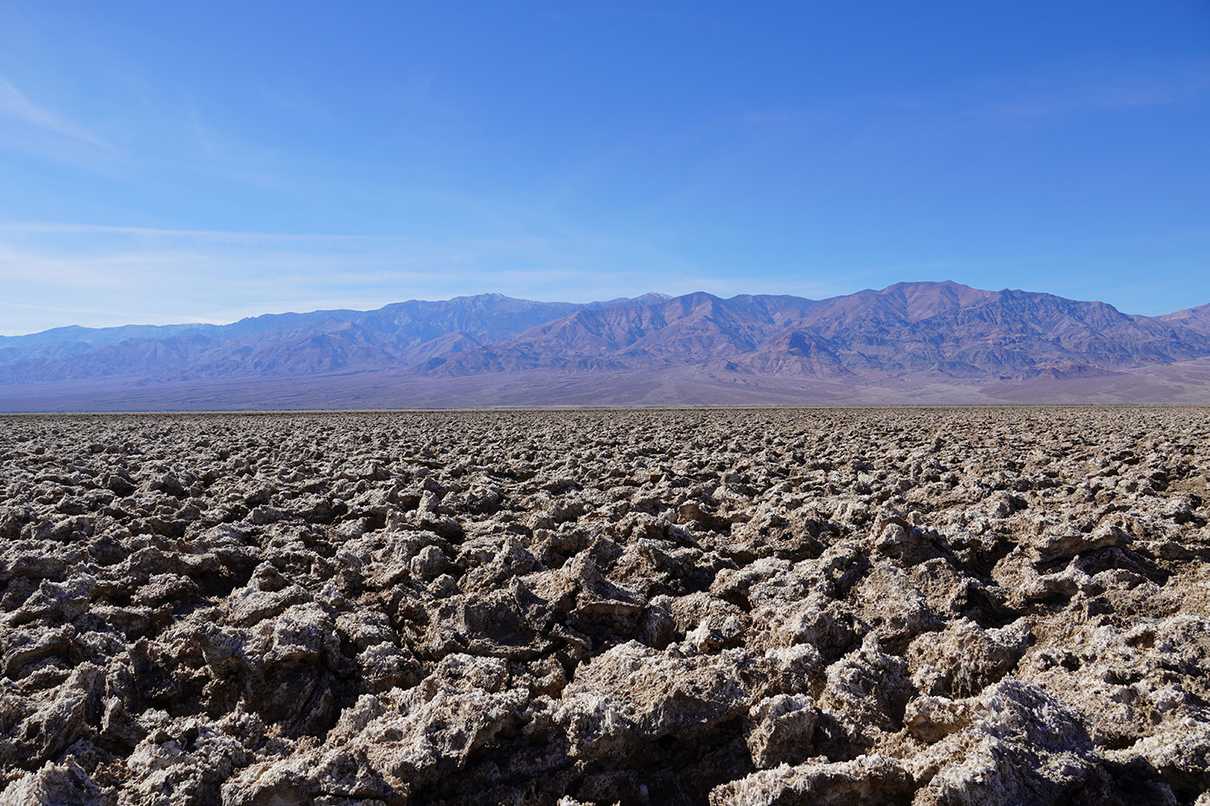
985,65,1210,120
0,78,106,148
0,219,697,334
0,221,403,243
739,59,1210,134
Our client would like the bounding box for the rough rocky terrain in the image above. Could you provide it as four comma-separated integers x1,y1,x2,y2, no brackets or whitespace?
1,408,1209,805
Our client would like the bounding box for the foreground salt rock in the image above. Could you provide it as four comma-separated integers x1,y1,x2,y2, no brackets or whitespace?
709,754,913,805
1,408,1208,804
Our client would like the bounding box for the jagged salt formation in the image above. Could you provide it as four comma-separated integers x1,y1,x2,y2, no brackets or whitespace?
1,409,1208,804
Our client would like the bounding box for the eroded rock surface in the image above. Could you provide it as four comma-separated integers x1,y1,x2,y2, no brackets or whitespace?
1,408,1209,804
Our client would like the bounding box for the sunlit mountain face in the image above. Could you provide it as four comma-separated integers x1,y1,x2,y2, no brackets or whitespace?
3,283,1209,391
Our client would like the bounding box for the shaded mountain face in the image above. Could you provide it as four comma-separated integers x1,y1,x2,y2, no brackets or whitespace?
2,283,1208,386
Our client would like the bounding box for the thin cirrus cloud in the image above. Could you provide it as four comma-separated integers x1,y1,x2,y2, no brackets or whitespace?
953,60,1210,122
984,67,1210,120
0,220,691,334
0,221,407,244
0,223,539,289
0,78,107,148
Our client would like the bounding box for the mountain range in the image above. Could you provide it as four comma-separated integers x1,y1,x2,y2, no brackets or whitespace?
3,281,1210,410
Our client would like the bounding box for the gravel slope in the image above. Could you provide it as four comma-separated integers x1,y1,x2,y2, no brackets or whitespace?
2,409,1209,805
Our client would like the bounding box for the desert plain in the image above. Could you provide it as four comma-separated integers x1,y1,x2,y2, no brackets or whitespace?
1,408,1209,805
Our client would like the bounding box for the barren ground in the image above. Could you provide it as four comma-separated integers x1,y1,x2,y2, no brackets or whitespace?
2,409,1209,805
3,358,1210,412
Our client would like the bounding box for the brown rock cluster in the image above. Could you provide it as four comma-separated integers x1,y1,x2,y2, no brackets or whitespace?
1,408,1209,804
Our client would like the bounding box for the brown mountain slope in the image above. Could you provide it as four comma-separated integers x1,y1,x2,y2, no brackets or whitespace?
430,282,1210,380
1161,303,1210,336
2,283,1209,409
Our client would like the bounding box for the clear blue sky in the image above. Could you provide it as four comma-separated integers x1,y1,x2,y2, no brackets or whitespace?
1,1,1208,334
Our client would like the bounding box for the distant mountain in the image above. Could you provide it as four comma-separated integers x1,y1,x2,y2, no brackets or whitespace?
423,282,1210,380
2,282,1209,408
0,294,579,384
1161,303,1210,337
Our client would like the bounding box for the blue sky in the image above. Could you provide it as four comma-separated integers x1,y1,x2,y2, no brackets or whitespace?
1,1,1208,334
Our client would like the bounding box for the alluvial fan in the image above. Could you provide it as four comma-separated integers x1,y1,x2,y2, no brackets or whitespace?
1,408,1209,805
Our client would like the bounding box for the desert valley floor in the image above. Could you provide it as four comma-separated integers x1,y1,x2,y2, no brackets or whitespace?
1,408,1209,805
